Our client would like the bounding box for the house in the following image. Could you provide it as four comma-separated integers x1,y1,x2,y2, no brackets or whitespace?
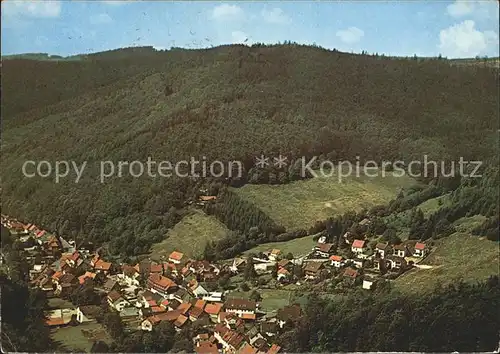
277,259,293,270
202,292,223,302
93,258,112,274
204,302,223,322
214,323,246,352
174,314,189,329
188,280,209,298
260,322,278,337
195,341,218,354
375,242,390,258
56,273,78,295
329,255,345,268
268,249,281,261
392,244,408,258
303,261,324,279
76,305,101,323
268,343,281,354
141,310,183,331
343,267,359,283
103,278,119,292
239,343,258,354
230,258,247,273
119,307,141,322
352,258,364,269
362,280,374,290
108,291,130,311
121,265,140,286
351,239,366,254
314,243,335,257
169,251,185,264
189,306,206,322
147,273,177,297
45,308,76,327
413,242,428,257
177,302,193,315
277,267,290,282
224,298,256,318
385,255,407,270
276,304,302,328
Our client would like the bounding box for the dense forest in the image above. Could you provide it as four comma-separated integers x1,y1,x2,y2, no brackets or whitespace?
277,276,500,352
2,44,498,256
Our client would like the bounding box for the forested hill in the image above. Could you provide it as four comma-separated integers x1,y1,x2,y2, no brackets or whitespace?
1,44,498,255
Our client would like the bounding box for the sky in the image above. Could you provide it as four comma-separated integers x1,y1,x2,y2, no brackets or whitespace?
1,0,499,59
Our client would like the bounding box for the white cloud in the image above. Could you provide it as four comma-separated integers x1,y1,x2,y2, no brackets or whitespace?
90,13,113,25
447,0,499,21
261,7,291,25
231,31,248,44
336,27,364,44
211,4,244,21
2,0,61,18
438,20,498,58
447,0,475,17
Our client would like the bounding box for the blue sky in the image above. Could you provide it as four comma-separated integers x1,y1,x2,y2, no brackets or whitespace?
2,1,499,58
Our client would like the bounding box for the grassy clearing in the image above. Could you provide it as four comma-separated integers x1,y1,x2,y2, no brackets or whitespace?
395,232,499,293
243,235,317,257
52,322,111,352
260,289,292,312
234,168,417,230
453,215,487,233
150,209,229,260
417,194,451,216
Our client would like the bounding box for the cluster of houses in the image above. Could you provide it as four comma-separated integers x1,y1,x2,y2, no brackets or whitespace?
2,214,292,354
2,213,431,352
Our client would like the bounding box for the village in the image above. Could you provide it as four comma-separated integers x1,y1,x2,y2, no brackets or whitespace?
1,212,430,354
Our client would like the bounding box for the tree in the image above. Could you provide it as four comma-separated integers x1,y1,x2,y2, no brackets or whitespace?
243,257,257,280
240,282,250,292
249,290,262,302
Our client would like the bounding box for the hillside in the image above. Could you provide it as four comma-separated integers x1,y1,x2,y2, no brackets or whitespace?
1,44,498,256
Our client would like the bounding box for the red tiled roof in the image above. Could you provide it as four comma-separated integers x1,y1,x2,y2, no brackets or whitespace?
194,299,206,309
277,267,289,275
268,344,281,354
148,273,176,290
343,267,358,278
94,259,112,271
177,302,192,314
169,251,184,261
195,342,218,354
148,299,158,306
241,313,256,320
190,306,204,319
151,306,165,313
352,239,365,248
174,314,188,327
46,317,66,327
329,255,343,262
204,302,223,315
415,242,426,250
150,264,163,273
240,343,258,354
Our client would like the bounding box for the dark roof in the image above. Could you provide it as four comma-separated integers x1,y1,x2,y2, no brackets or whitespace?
225,298,256,311
376,242,389,250
103,278,117,291
303,262,323,273
79,305,101,318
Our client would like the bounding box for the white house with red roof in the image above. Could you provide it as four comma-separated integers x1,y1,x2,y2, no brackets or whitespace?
351,239,366,254
412,242,428,257
329,255,345,268
169,251,185,264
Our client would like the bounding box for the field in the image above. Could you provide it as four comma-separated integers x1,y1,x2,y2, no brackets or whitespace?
227,289,292,312
395,232,499,293
150,209,229,260
243,235,316,257
234,168,417,230
51,322,111,352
